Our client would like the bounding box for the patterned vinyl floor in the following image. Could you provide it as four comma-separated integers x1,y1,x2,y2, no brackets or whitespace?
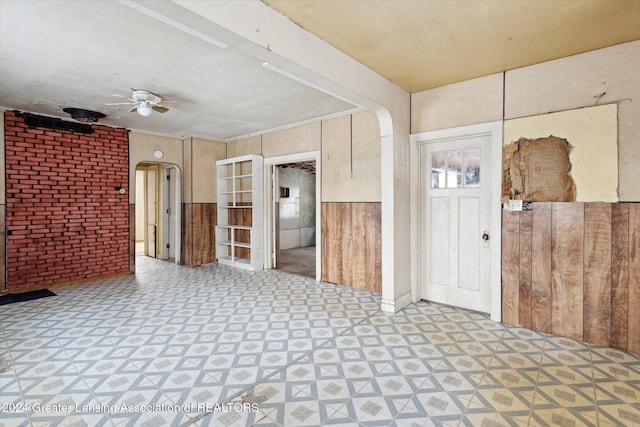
0,257,638,427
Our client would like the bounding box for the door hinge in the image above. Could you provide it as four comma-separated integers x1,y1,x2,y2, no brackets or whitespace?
167,175,170,180
166,208,171,214
166,243,170,249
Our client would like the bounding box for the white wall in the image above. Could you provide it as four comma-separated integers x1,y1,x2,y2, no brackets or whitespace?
322,111,381,202
186,137,227,203
412,73,504,133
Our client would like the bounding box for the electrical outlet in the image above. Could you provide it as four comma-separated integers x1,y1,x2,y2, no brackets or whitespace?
508,199,523,211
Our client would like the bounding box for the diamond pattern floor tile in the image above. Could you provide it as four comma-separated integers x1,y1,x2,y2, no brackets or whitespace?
2,256,640,426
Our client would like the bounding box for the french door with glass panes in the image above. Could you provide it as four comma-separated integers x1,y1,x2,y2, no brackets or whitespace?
419,134,492,313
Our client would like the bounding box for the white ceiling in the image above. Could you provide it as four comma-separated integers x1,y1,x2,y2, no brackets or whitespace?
0,0,356,140
1,1,639,141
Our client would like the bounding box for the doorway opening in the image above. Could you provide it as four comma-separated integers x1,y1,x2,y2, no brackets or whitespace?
264,152,321,280
135,163,182,264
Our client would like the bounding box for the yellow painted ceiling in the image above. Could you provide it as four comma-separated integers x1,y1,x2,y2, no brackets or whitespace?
264,0,640,93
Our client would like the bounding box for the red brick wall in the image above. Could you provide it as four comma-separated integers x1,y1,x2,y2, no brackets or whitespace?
4,111,130,291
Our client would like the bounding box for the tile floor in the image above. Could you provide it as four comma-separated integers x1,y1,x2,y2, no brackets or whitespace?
277,246,316,279
0,257,638,427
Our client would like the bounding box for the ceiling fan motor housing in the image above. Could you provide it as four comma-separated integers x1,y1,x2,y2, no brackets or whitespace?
132,90,161,105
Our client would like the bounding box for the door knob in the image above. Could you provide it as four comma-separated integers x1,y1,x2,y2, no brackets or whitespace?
482,232,490,241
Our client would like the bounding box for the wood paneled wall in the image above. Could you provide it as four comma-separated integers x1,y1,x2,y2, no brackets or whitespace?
502,202,639,354
182,203,217,266
321,202,381,293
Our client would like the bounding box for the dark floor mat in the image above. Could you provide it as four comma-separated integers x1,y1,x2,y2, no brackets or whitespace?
0,289,56,306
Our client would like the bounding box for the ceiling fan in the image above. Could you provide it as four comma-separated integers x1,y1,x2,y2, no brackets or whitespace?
107,89,176,117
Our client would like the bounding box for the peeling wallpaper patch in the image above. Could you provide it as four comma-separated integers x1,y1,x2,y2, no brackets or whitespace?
503,104,618,202
503,136,576,202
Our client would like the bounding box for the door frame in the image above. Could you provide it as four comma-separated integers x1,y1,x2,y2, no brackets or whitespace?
160,165,179,261
263,151,321,281
136,165,158,258
410,121,502,322
134,162,182,265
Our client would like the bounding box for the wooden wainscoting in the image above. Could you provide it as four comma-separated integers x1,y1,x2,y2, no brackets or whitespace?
321,202,381,293
182,203,217,266
502,202,639,354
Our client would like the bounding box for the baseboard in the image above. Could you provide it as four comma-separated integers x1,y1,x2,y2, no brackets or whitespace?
380,292,412,313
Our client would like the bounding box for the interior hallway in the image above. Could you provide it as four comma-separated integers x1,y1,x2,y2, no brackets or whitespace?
0,257,638,427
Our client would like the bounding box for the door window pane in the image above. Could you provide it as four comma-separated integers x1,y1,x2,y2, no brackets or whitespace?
464,148,480,187
431,151,446,189
447,150,462,188
431,148,480,189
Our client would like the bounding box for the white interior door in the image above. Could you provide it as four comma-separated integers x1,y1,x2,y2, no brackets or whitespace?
419,134,492,313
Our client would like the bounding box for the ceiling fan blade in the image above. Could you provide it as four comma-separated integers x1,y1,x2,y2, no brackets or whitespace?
152,105,169,113
145,94,162,105
129,105,139,113
106,102,136,106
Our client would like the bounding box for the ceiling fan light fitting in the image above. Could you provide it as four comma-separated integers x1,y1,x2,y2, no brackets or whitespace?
137,102,153,117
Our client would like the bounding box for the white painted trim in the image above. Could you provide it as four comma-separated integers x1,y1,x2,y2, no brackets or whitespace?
381,293,412,313
410,121,503,322
159,166,181,264
263,151,321,281
488,123,503,323
172,166,182,265
174,166,182,265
